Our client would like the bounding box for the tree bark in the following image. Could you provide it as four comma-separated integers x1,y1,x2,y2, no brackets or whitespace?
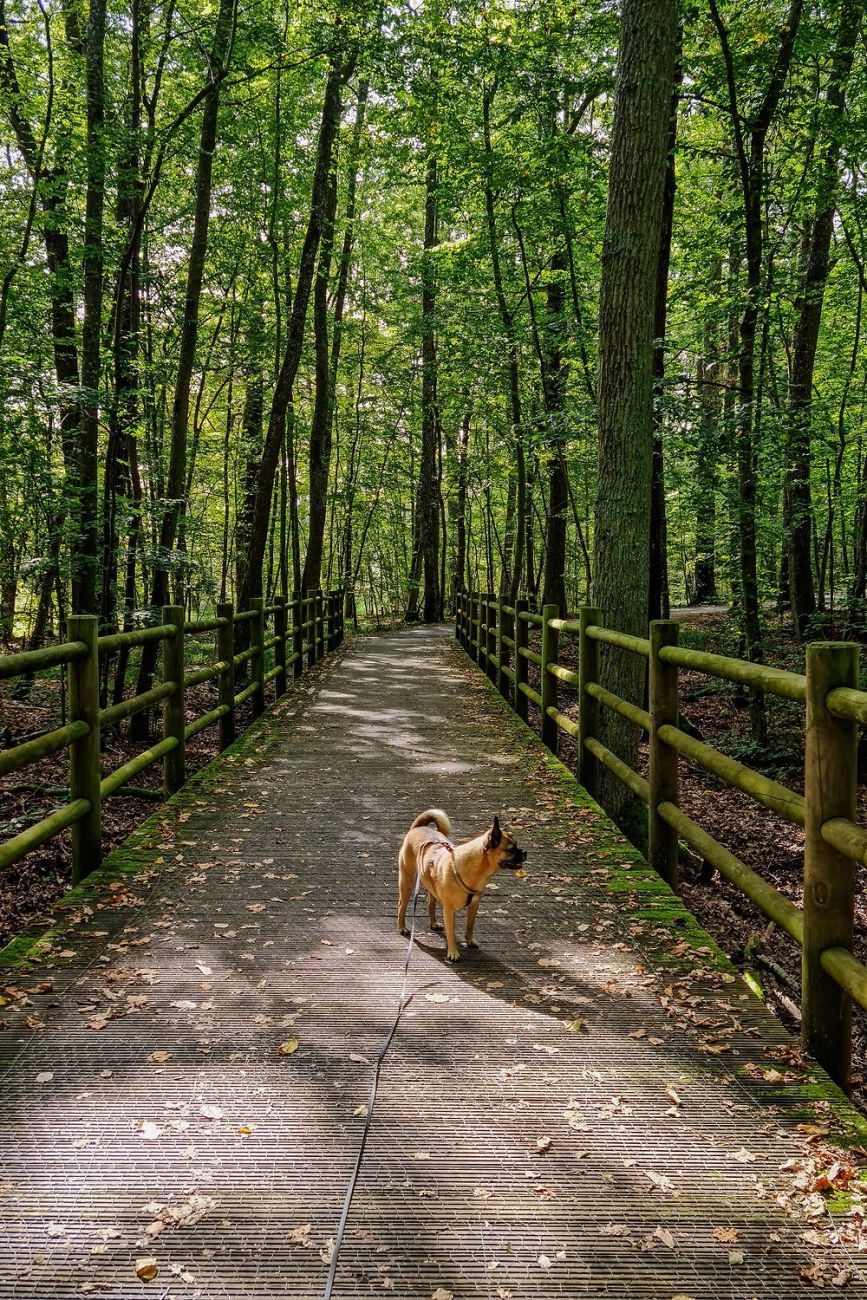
593,0,679,821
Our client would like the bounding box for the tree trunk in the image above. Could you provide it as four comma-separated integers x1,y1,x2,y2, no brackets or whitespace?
709,0,803,743
542,250,568,614
132,0,235,728
240,56,346,614
648,42,681,623
407,145,442,623
593,0,679,821
785,0,858,640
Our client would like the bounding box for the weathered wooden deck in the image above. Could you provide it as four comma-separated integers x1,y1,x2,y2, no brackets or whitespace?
2,625,866,1298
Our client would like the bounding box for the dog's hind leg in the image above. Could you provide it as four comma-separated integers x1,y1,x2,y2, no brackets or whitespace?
464,896,480,949
397,851,413,936
428,892,442,931
442,905,460,962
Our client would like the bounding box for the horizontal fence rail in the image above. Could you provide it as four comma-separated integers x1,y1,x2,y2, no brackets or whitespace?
456,589,867,1093
0,589,344,885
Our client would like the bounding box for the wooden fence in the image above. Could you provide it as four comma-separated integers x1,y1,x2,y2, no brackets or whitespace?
0,589,344,886
457,590,867,1092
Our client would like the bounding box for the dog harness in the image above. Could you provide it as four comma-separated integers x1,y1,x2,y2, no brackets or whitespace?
419,839,478,906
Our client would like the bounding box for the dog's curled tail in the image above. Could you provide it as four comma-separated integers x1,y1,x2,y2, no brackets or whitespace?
410,808,451,835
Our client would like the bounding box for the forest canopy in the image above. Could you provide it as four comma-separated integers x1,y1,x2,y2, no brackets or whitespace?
0,0,865,657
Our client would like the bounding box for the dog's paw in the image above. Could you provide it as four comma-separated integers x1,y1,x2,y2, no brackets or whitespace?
398,927,409,937
446,950,461,963
465,939,479,950
430,922,444,933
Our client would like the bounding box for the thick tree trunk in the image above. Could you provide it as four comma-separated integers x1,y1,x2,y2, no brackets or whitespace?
593,0,679,821
648,45,680,623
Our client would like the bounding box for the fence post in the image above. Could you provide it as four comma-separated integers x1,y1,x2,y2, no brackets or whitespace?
274,595,288,696
649,619,680,889
316,590,324,663
478,592,486,665
217,602,235,750
540,603,559,753
162,605,185,795
803,641,859,1090
250,596,266,718
515,598,529,721
578,606,601,798
499,598,513,702
485,594,497,683
291,591,304,679
306,592,316,669
67,614,101,884
456,592,463,644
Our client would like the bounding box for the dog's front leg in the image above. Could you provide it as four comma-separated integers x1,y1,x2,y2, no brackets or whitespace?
442,906,460,962
464,896,480,949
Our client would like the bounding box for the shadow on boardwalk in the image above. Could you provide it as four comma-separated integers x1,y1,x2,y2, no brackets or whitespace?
1,626,866,1298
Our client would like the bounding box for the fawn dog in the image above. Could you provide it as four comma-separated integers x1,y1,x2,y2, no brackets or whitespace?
397,809,526,961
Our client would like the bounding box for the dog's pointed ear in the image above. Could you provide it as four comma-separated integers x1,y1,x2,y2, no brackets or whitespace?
485,816,502,851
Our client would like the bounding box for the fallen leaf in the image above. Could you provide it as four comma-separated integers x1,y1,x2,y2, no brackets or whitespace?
431,1290,453,1300
349,1053,371,1064
565,1018,588,1034
200,1104,223,1120
353,1105,369,1118
728,1250,744,1265
424,993,449,1003
35,1072,53,1084
653,1226,675,1249
534,1136,553,1155
277,1038,299,1055
289,1224,311,1245
148,1051,172,1063
135,1257,159,1281
712,1227,739,1243
319,1238,335,1263
732,1147,756,1164
537,1254,552,1270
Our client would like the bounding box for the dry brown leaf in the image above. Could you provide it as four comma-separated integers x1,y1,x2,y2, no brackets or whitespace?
135,1257,159,1281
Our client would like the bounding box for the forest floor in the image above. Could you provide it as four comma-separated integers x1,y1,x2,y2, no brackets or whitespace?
526,607,867,1115
0,651,256,946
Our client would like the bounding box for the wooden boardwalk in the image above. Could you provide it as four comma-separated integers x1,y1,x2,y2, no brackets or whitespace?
2,626,866,1298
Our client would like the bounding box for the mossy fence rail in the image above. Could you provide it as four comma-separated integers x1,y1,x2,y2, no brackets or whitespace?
458,589,867,1093
0,588,344,885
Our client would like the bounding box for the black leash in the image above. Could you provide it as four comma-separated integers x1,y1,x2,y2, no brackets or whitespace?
321,873,426,1298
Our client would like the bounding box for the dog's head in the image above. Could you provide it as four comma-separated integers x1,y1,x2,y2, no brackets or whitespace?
484,816,527,871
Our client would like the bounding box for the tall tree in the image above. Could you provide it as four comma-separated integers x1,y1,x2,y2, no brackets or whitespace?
785,0,860,640
593,0,679,818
